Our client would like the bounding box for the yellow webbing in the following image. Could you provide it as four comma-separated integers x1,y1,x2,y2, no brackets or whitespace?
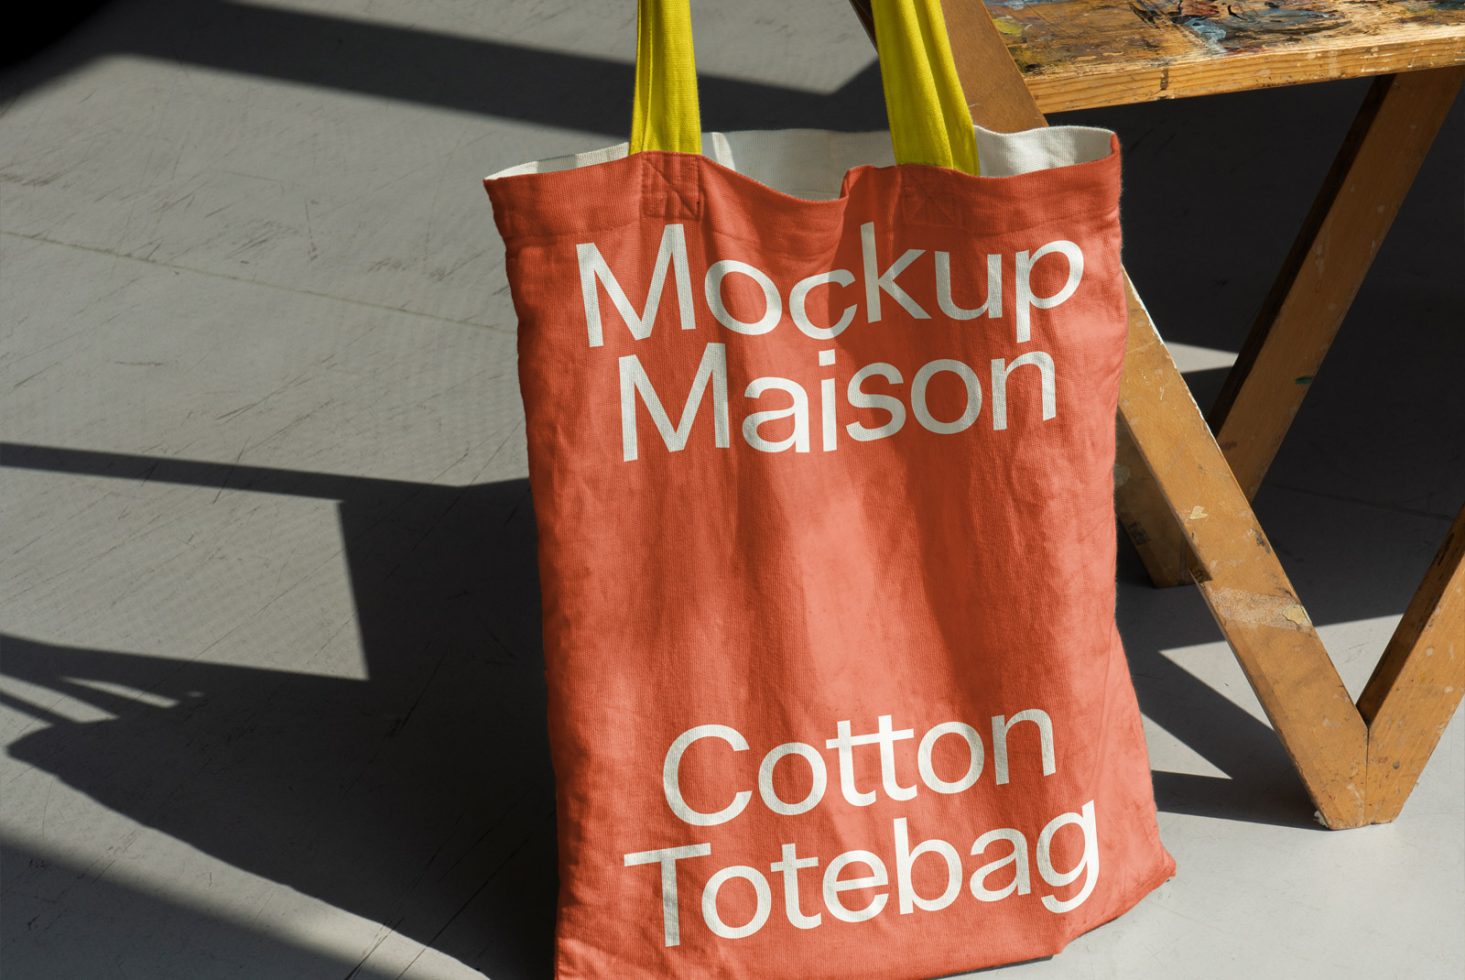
629,0,978,174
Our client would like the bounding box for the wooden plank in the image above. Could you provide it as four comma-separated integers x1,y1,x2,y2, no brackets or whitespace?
979,0,1465,113
1209,67,1465,498
1359,507,1465,824
886,0,1374,827
1116,279,1367,828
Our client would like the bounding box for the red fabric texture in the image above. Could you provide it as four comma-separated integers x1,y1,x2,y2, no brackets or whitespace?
484,139,1176,978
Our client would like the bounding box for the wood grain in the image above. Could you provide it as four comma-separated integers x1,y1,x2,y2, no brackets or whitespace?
1117,282,1367,828
1359,507,1465,824
946,0,1373,827
1114,413,1199,588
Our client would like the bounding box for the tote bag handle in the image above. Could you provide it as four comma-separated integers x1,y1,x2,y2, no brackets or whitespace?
628,0,981,175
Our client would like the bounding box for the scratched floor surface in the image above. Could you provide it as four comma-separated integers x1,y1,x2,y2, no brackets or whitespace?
2,1,1462,978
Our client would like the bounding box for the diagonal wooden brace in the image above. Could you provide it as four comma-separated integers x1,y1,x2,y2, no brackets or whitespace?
1359,508,1465,825
1210,67,1465,500
1129,66,1464,585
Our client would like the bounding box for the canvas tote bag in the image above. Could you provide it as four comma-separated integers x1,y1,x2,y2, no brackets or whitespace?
482,1,1176,975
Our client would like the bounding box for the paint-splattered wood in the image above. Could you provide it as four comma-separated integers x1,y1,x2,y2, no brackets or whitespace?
978,0,1465,112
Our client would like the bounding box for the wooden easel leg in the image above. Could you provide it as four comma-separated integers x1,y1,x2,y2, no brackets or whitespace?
851,0,1460,828
932,0,1373,827
1209,67,1464,499
1118,280,1368,828
1359,507,1465,824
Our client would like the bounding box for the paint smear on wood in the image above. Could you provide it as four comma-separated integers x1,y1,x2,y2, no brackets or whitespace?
983,0,1465,73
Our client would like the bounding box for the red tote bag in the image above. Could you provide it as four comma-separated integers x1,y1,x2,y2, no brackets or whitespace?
482,1,1176,975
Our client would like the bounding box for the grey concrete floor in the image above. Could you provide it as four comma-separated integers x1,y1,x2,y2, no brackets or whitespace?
2,1,1462,978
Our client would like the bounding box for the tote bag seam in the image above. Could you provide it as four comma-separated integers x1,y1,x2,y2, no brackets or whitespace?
496,200,1121,253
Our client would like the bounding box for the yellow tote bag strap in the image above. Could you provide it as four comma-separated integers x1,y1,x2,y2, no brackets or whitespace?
871,0,980,174
629,0,977,174
630,0,702,155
